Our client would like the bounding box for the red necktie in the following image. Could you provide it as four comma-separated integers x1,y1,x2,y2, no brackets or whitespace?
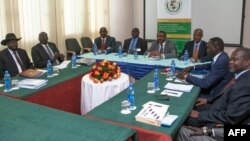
192,44,199,62
101,39,106,51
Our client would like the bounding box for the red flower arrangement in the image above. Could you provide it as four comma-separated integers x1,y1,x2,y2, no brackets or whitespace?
89,60,121,83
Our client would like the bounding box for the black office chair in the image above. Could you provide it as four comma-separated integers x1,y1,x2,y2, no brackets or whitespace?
65,38,81,60
80,37,93,53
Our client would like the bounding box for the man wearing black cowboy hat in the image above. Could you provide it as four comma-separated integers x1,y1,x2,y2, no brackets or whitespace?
0,33,34,78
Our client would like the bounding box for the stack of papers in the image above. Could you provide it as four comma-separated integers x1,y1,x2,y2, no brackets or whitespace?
18,79,48,89
164,82,193,92
135,101,169,127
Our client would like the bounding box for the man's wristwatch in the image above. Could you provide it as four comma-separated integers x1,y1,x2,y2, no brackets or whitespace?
203,127,212,136
202,127,208,135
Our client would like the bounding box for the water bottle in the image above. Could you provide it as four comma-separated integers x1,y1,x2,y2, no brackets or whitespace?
4,70,12,92
184,49,189,65
93,43,97,55
170,60,176,78
118,44,122,58
71,53,77,69
153,68,160,91
127,83,136,110
47,60,53,78
134,49,138,60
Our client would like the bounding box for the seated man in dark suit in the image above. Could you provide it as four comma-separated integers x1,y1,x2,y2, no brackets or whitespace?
179,28,211,62
0,33,34,77
31,32,64,68
177,37,233,99
147,31,177,59
94,27,116,53
123,27,147,55
185,47,250,128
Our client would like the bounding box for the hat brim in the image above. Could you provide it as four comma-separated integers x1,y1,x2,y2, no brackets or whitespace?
1,38,21,46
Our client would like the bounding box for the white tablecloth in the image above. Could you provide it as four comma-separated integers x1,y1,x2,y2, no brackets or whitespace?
81,73,129,115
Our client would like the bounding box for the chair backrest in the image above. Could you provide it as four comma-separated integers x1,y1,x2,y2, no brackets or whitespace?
115,41,122,53
80,37,93,49
65,38,81,59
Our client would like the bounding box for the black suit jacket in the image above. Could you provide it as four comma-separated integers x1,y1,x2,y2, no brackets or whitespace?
31,42,62,68
198,70,250,126
94,36,116,53
123,38,147,55
179,40,212,62
0,48,34,77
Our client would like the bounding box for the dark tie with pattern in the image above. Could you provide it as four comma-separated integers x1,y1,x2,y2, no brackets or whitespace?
13,51,25,71
160,44,163,53
220,77,236,95
45,45,54,60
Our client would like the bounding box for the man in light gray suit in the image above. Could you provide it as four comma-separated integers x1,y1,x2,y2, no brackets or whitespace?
148,31,177,59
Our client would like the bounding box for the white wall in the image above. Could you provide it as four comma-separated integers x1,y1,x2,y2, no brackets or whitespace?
109,0,134,44
111,0,250,56
225,0,250,56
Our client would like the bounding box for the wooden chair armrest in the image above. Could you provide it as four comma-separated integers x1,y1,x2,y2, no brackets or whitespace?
83,48,92,52
67,51,76,54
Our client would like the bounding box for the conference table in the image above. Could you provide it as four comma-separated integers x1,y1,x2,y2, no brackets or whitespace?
78,53,209,79
0,64,92,114
86,71,200,141
0,95,136,141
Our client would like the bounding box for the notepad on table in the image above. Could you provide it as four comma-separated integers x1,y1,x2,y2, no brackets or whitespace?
161,114,178,127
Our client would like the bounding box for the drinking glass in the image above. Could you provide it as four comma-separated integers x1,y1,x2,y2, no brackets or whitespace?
147,82,155,94
120,100,131,114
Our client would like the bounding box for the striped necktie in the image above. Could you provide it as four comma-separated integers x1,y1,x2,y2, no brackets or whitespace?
45,45,54,60
13,51,25,71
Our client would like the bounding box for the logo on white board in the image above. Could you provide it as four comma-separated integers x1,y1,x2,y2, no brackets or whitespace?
165,0,182,15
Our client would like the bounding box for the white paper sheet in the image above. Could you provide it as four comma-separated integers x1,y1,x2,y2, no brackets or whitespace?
164,82,193,92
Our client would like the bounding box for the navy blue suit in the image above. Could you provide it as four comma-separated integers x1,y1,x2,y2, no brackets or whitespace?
123,38,147,55
198,70,250,126
186,52,233,98
0,48,34,77
179,40,212,62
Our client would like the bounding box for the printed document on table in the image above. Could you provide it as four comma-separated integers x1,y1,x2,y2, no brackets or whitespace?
164,82,193,92
135,101,169,126
161,89,183,97
58,61,71,69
